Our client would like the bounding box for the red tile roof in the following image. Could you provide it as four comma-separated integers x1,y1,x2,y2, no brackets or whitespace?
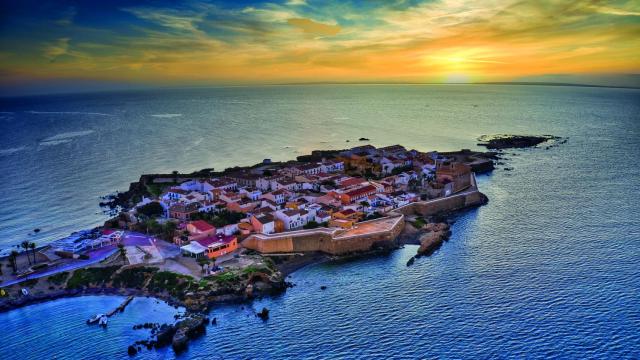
196,234,236,247
189,220,215,232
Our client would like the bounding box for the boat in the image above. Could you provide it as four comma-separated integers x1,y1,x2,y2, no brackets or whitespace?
98,315,108,327
87,313,105,325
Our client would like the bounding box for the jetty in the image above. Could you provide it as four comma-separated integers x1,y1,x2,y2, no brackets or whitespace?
107,295,134,316
87,296,134,326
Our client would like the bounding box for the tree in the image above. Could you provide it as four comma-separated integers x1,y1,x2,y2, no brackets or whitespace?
137,202,164,217
29,242,37,264
117,244,127,265
20,241,31,265
8,251,18,273
161,221,178,241
197,258,210,274
303,221,319,229
144,218,161,235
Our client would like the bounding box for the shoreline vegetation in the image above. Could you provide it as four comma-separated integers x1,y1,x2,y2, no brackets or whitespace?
0,134,560,354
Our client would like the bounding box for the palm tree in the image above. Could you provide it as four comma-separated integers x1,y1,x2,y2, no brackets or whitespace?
29,242,37,264
20,241,31,265
8,251,19,273
117,244,127,265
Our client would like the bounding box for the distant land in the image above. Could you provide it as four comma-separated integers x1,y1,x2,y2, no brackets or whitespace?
2,77,639,98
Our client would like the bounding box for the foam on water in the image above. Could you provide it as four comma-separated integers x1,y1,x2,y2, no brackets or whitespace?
150,113,182,118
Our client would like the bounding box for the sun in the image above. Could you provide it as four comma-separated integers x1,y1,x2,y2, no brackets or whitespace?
444,73,471,83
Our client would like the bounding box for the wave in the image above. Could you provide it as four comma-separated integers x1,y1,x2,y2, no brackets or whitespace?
333,117,350,120
38,139,73,147
151,113,182,118
39,130,95,147
0,146,27,156
26,111,113,116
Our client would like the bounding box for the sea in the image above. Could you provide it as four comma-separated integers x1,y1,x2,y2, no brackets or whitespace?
0,85,639,359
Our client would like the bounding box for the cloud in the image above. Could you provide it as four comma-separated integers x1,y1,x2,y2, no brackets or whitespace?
287,18,341,36
1,0,639,88
43,38,71,62
286,0,307,5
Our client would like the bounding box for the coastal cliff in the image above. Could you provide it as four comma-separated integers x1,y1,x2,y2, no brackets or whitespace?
0,261,287,314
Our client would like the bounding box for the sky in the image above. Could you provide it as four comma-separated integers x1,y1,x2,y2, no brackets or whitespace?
0,0,639,95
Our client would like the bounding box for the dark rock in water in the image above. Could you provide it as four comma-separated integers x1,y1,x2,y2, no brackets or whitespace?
127,345,137,356
478,134,560,150
406,257,415,266
155,324,176,347
257,307,270,320
503,167,513,171
359,137,370,141
346,140,350,142
320,285,327,290
211,317,217,325
33,228,41,233
171,315,208,352
172,330,189,352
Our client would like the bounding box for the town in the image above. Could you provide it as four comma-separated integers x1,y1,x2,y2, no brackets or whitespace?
0,143,492,306
0,142,494,351
109,144,485,258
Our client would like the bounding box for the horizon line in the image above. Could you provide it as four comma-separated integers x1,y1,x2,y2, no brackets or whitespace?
2,80,639,99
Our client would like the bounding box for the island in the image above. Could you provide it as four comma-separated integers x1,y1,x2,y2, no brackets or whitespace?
0,136,559,354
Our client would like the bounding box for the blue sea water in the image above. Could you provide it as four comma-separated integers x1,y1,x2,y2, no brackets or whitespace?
0,85,639,358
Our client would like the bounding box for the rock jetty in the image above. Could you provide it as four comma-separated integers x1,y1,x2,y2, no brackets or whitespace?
416,222,451,256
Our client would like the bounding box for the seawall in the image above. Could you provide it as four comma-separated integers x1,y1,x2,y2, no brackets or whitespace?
393,190,487,217
242,188,485,255
242,216,405,255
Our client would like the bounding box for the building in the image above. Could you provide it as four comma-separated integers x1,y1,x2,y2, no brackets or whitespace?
169,202,200,220
180,234,238,259
436,162,472,193
275,209,308,230
340,185,377,205
251,213,276,234
187,220,215,237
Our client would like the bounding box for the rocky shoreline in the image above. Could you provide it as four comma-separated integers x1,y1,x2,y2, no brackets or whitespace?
0,134,564,356
477,134,562,150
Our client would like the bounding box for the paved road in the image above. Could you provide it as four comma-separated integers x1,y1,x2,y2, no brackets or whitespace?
0,231,160,288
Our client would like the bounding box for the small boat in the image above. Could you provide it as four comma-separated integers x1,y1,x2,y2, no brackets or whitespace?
98,315,108,327
87,313,105,325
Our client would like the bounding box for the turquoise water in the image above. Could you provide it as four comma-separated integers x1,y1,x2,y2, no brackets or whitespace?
1,85,639,358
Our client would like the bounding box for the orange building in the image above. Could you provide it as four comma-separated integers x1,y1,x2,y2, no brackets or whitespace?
198,234,238,259
340,185,377,205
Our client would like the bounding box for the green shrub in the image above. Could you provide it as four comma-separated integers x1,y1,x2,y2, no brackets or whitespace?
47,272,69,285
112,267,158,289
149,271,195,299
23,278,39,287
210,271,240,285
303,221,319,229
66,266,119,289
